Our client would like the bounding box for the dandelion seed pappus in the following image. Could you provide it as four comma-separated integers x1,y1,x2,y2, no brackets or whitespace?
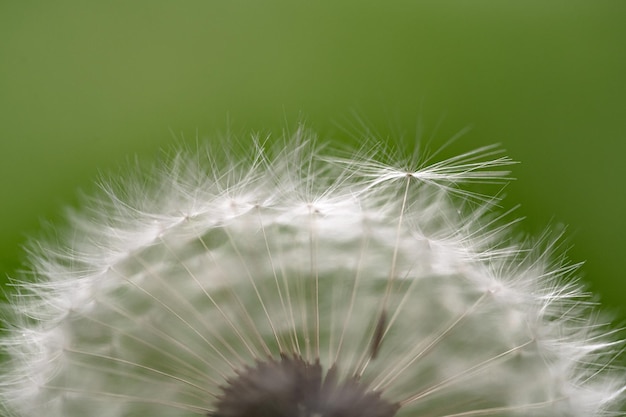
0,126,624,417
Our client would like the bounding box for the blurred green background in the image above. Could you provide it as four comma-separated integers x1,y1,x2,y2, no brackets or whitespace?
0,0,625,323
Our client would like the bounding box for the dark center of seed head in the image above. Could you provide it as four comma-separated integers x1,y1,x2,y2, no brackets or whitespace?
210,354,399,417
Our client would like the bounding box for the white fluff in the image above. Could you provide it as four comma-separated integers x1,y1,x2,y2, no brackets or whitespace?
1,127,624,417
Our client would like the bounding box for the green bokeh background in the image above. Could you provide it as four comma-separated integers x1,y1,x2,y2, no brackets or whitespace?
1,0,625,327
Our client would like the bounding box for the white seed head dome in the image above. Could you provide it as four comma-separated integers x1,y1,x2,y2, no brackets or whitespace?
1,127,624,417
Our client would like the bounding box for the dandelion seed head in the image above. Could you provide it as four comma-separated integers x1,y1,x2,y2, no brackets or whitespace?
1,126,624,417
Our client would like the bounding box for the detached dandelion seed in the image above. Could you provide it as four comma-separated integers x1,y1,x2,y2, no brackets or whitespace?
1,126,624,417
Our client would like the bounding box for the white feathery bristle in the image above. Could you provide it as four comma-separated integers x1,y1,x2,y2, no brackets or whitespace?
1,127,624,417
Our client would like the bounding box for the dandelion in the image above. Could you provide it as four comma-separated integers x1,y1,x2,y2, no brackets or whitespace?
1,126,624,417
